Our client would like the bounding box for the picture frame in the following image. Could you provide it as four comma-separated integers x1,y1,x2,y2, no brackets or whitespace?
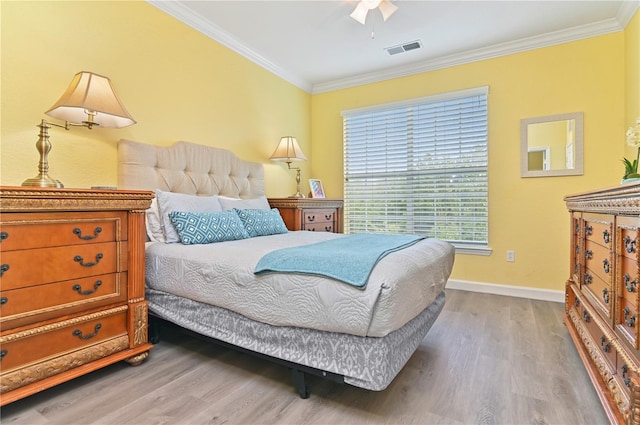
309,179,325,198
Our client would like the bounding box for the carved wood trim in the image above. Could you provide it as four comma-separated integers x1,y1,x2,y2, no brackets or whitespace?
0,187,153,212
0,336,129,393
132,303,148,347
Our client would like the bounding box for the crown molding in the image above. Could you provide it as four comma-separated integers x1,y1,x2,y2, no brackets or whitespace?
148,1,637,95
311,17,624,94
147,0,312,93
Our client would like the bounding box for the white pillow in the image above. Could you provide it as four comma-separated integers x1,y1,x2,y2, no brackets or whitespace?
146,197,165,243
218,195,270,211
156,189,223,243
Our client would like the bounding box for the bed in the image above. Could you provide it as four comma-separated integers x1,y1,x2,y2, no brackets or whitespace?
117,139,455,397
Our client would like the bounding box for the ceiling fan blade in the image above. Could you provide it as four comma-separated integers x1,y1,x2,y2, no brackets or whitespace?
350,2,369,25
379,0,398,21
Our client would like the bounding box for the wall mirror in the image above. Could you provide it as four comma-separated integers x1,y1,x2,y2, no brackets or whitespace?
520,112,584,177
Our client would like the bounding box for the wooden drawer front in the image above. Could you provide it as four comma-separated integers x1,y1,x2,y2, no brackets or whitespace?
0,213,125,251
302,209,335,225
0,273,126,329
618,227,640,262
580,304,617,369
616,353,636,399
584,218,613,250
0,309,127,373
0,242,122,290
617,296,639,349
585,238,613,284
619,255,640,307
302,209,336,232
583,271,612,319
304,222,335,232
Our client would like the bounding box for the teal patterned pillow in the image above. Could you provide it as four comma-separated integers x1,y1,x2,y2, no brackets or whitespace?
234,208,289,237
168,210,249,245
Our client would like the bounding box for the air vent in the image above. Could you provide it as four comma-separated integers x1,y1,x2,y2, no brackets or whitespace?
385,40,422,56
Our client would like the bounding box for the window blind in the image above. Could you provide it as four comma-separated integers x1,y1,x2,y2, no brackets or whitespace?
342,87,488,246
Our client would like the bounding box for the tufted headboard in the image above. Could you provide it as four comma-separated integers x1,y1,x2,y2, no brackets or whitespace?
117,139,265,198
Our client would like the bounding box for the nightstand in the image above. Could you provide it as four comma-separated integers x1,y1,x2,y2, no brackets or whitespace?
0,187,154,405
268,198,343,233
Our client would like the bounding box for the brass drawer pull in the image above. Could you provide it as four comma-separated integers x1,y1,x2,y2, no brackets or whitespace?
584,273,592,285
307,215,316,222
602,288,610,304
72,280,102,295
583,310,591,323
0,232,8,242
622,365,631,388
0,297,7,306
603,229,610,244
74,253,103,267
324,226,332,232
72,323,102,340
0,349,6,361
625,273,637,293
586,225,593,236
626,235,637,254
601,335,611,353
624,307,636,327
0,264,9,277
574,298,580,308
585,250,593,260
324,214,332,220
603,259,610,274
73,226,102,240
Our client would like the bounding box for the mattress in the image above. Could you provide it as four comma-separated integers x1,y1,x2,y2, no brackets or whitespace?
145,231,454,337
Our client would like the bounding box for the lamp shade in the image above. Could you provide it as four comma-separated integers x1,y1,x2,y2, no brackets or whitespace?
45,71,136,128
269,136,307,162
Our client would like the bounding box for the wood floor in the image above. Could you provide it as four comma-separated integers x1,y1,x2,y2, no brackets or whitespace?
1,289,608,425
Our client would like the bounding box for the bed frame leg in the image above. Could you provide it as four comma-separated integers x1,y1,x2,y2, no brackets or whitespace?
148,315,161,345
291,368,310,399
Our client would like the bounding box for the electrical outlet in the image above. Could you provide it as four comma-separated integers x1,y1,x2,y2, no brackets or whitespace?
506,250,515,262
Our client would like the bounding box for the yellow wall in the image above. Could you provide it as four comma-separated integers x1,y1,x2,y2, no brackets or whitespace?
0,1,311,195
2,1,636,293
625,9,640,161
311,33,626,292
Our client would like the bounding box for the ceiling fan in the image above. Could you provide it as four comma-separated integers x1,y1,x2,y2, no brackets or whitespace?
350,0,398,25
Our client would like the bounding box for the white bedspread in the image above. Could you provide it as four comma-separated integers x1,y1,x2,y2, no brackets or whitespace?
145,232,454,337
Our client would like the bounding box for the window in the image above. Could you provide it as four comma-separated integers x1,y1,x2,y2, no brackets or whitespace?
342,86,488,249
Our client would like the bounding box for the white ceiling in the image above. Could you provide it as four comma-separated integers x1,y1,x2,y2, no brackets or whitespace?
149,1,639,93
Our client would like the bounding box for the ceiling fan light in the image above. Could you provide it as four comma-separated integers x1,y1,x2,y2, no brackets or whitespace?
379,0,398,21
350,2,369,25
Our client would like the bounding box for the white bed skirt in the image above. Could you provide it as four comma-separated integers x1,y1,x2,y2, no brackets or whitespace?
146,288,446,391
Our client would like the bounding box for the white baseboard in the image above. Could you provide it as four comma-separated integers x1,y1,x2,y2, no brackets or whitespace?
446,279,565,303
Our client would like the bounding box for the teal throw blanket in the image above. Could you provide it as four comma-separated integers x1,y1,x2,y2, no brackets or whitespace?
254,233,424,289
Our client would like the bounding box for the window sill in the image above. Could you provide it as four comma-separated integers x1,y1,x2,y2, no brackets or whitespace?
452,244,492,256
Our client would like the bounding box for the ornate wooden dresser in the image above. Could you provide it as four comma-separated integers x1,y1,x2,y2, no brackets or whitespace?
0,187,154,405
268,198,343,233
565,182,640,424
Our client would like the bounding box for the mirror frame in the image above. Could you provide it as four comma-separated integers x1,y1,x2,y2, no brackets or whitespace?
520,112,584,178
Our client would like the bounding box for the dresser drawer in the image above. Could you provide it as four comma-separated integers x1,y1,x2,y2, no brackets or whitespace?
302,209,335,225
1,242,123,290
583,271,612,319
617,296,639,349
0,273,126,330
618,227,640,262
619,255,640,306
584,218,613,250
585,239,613,284
0,212,126,251
0,308,127,373
580,303,617,369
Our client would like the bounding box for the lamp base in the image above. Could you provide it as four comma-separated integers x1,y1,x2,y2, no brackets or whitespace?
289,192,306,198
22,174,64,188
